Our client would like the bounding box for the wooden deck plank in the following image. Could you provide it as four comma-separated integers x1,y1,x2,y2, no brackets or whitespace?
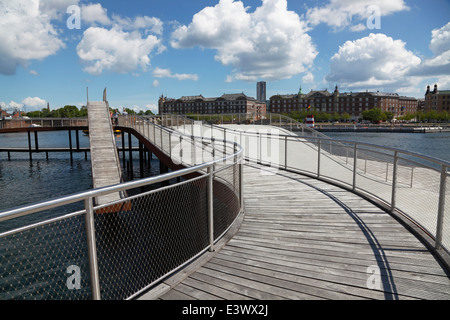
87,101,123,205
144,162,450,300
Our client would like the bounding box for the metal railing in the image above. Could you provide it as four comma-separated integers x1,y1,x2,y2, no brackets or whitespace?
0,116,243,300
0,118,88,130
164,115,449,263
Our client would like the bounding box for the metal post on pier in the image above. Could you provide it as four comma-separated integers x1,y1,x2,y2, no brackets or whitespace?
84,197,101,300
128,132,133,179
207,165,214,252
34,131,39,152
435,165,447,250
317,140,321,178
68,130,73,162
27,130,32,161
352,143,358,191
391,151,399,213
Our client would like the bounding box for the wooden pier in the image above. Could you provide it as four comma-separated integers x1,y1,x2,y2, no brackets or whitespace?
144,163,450,300
87,101,123,206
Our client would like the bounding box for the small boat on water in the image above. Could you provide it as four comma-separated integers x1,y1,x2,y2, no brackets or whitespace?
82,129,89,135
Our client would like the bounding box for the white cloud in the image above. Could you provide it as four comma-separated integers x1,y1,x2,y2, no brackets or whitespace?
112,15,164,35
22,97,47,111
80,3,164,35
326,33,421,90
306,0,409,31
76,3,166,75
39,0,80,20
81,3,111,26
153,67,199,81
0,0,66,75
1,101,24,111
408,22,450,78
171,0,317,82
152,79,160,87
302,72,315,83
77,26,165,75
430,22,450,55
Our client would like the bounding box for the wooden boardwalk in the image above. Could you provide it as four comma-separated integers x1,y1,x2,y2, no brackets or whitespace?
143,163,450,300
87,101,123,205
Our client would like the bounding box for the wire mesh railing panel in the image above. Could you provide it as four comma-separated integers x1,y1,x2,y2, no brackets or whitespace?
396,155,441,235
0,213,91,300
213,164,241,239
93,176,209,300
353,147,394,205
286,138,318,176
319,140,355,187
442,173,450,252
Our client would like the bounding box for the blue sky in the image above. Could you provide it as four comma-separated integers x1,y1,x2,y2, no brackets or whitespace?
1,0,449,114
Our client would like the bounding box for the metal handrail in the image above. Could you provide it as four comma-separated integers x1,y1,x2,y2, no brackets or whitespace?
180,119,449,262
0,115,244,300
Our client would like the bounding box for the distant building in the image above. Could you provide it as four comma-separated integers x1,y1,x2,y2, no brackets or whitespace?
0,108,8,118
257,81,266,102
158,93,266,120
270,85,418,120
425,84,450,113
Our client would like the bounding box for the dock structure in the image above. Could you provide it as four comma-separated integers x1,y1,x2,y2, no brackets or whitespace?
2,111,449,301
149,163,450,300
87,100,123,205
136,119,450,300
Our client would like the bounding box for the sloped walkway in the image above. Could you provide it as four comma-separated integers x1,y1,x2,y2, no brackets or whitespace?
87,101,123,205
149,163,450,300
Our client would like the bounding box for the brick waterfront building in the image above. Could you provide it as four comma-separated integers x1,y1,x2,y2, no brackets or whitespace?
270,86,418,120
425,84,450,113
158,93,267,119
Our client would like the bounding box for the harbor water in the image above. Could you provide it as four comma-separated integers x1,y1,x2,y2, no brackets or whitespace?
1,130,449,213
0,129,449,299
324,131,450,163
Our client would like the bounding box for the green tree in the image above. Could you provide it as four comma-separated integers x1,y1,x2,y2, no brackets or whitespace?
362,108,384,123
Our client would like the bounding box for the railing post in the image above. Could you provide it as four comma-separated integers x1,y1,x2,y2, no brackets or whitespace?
317,140,321,178
391,151,399,213
240,156,244,211
258,133,261,164
207,166,215,252
352,143,358,191
84,197,101,300
179,136,183,163
435,165,447,250
284,136,288,170
169,131,172,158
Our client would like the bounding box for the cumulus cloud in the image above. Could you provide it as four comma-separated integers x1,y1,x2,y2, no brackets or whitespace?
0,101,24,111
408,22,450,78
326,33,421,90
77,3,166,75
306,0,409,31
171,0,318,82
77,26,165,75
39,0,80,20
0,0,66,75
80,3,163,34
153,67,199,81
22,97,48,111
430,22,450,55
81,3,111,26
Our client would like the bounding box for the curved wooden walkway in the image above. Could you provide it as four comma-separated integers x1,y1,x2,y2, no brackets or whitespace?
142,163,450,300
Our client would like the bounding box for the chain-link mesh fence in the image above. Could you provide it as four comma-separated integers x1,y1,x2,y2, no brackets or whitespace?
0,211,91,300
200,121,449,257
1,116,244,300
